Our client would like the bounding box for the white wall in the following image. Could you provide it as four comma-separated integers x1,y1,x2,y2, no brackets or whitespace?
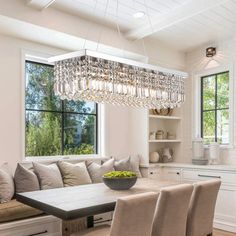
184,37,236,165
0,33,186,171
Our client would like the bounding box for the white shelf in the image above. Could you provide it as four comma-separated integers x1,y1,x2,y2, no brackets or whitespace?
149,139,181,143
149,115,181,120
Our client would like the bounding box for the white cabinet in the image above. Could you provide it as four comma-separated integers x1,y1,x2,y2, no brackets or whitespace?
181,168,236,233
0,216,61,236
160,167,181,182
148,166,161,179
146,164,236,233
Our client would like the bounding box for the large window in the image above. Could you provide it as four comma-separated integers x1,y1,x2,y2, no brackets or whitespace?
25,61,98,157
201,71,229,145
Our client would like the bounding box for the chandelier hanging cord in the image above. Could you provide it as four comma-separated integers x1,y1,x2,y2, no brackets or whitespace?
143,0,155,35
115,0,126,58
83,0,98,49
96,0,110,51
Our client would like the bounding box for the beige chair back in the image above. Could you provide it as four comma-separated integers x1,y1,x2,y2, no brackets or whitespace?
110,192,159,236
186,179,221,236
151,184,193,236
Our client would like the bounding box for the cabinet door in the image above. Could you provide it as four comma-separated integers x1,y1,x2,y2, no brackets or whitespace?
161,168,181,182
214,185,236,229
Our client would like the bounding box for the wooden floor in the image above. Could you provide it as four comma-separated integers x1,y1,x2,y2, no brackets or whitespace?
214,229,236,236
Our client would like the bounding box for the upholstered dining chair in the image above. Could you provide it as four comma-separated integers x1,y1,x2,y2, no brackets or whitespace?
72,191,159,236
151,184,194,236
186,179,221,236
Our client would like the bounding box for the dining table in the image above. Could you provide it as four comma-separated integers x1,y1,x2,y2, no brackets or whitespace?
16,178,179,236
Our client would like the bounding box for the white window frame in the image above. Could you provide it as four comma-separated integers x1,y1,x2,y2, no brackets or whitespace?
21,50,105,161
192,64,234,149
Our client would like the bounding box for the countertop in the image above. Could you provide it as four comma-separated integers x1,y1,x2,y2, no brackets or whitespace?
140,162,236,172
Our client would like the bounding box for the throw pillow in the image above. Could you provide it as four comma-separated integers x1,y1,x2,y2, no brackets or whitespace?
87,158,114,183
0,163,14,203
33,162,63,190
130,155,142,178
14,164,40,193
114,157,132,171
58,161,92,187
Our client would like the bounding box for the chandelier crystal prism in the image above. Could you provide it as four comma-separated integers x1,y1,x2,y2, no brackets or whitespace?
49,50,187,109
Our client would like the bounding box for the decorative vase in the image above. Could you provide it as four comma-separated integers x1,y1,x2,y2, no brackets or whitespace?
192,137,208,165
161,148,173,163
209,142,220,165
149,152,160,163
149,132,156,140
156,130,164,140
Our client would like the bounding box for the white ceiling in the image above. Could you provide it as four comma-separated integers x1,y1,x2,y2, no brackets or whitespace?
52,0,190,32
28,0,236,52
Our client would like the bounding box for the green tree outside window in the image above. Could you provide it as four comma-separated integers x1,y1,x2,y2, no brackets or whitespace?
201,72,229,145
25,61,97,157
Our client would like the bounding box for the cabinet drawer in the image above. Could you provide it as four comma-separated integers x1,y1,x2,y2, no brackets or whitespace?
0,218,61,236
161,168,181,182
94,212,113,226
182,170,236,185
148,167,160,179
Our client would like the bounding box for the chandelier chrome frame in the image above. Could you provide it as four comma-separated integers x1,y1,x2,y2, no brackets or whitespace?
48,49,188,109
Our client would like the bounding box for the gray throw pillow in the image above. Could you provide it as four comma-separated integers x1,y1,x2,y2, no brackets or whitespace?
14,164,40,193
58,161,92,187
33,162,63,190
114,157,132,171
87,159,114,183
0,163,14,203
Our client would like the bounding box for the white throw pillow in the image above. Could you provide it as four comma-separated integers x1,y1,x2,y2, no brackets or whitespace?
114,157,132,171
113,156,142,177
0,163,14,203
33,162,63,190
58,161,92,187
130,156,142,177
87,159,114,183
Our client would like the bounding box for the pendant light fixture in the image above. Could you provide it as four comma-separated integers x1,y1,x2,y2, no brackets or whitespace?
48,50,187,109
48,0,188,109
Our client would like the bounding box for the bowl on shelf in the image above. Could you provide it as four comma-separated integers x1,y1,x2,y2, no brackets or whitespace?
103,171,137,190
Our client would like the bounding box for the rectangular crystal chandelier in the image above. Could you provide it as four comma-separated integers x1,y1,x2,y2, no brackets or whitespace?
48,50,187,109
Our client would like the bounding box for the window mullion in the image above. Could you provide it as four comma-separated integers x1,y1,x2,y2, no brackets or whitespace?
201,77,203,138
215,75,217,143
61,101,64,155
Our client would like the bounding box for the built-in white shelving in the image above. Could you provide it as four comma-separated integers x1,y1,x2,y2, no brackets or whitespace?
149,139,181,143
148,109,182,164
149,115,181,120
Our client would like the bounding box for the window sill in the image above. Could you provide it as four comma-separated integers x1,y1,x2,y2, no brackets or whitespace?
24,154,108,163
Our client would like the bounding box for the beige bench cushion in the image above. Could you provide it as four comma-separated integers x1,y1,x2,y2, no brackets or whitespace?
0,199,44,223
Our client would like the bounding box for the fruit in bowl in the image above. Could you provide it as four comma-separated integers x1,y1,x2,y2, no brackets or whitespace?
103,171,137,190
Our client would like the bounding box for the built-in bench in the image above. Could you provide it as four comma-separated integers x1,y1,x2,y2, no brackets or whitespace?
0,156,142,236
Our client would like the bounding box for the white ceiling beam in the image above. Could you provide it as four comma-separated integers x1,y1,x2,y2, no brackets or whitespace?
27,0,56,10
125,0,230,40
